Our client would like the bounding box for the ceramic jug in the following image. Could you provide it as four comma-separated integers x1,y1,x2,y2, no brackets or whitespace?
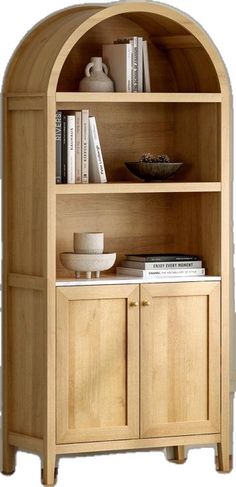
79,57,114,92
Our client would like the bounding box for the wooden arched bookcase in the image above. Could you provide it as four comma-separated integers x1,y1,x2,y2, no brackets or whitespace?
2,2,233,485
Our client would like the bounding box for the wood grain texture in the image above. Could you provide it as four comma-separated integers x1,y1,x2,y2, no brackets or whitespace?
57,285,139,443
9,287,45,438
56,433,221,455
56,193,174,277
2,1,233,482
3,3,229,95
9,433,43,454
140,282,220,438
7,109,47,275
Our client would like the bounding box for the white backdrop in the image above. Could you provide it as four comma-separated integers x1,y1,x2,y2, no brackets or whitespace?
0,1,235,486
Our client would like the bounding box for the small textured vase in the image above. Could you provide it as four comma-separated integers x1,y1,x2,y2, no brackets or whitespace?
79,57,114,92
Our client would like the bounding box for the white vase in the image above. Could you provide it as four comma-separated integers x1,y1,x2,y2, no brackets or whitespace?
79,57,114,92
74,232,104,254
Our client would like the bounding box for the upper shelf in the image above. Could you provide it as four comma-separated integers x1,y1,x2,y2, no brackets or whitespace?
55,182,221,195
56,93,222,104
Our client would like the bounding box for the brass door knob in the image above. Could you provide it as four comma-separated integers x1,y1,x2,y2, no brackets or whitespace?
129,301,139,307
142,300,151,306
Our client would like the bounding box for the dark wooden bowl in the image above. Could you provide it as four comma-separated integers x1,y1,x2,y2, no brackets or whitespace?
125,161,183,181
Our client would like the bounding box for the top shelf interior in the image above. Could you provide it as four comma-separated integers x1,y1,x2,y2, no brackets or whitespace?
57,11,221,94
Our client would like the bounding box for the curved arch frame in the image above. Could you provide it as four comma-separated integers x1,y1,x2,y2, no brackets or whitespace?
47,2,231,96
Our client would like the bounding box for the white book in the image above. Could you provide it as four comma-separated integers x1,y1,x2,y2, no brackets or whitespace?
89,117,107,183
75,111,82,183
143,40,151,92
121,260,203,270
67,115,75,183
130,37,138,92
137,37,143,92
102,43,132,92
81,109,89,183
116,267,205,278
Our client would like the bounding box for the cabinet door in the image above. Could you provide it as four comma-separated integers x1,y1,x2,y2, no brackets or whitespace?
57,285,139,444
141,282,220,438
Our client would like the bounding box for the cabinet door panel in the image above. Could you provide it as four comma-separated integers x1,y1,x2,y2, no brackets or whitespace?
141,282,220,438
57,285,139,443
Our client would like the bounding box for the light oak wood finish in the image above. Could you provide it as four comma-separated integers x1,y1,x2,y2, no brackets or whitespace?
2,2,233,484
153,35,201,49
9,433,43,455
55,182,221,195
56,433,221,455
57,285,139,443
8,273,46,291
56,92,222,103
56,192,220,277
140,283,220,438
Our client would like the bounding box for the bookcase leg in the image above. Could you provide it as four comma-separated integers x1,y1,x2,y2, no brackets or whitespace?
2,444,16,475
166,446,186,464
41,454,57,486
216,442,232,473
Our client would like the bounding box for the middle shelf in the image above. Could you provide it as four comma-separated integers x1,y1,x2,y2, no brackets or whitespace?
55,182,221,194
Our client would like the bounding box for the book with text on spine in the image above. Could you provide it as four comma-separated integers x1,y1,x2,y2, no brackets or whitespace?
55,111,62,183
116,267,205,278
126,253,200,262
89,117,107,183
121,260,202,270
67,115,75,184
62,112,67,183
82,109,89,183
75,111,82,183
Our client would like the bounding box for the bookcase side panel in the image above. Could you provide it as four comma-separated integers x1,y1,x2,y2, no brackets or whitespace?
7,105,47,276
8,287,45,438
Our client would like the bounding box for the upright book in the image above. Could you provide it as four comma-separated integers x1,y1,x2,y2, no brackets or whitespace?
75,111,82,183
67,115,75,183
102,43,132,92
142,40,151,92
55,111,62,183
62,112,67,183
89,116,107,183
81,109,89,183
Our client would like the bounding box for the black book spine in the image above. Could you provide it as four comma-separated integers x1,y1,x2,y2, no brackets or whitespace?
55,111,62,183
62,113,67,183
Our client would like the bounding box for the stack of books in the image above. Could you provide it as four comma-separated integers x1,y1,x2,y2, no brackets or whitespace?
102,37,150,93
55,110,107,184
116,254,205,278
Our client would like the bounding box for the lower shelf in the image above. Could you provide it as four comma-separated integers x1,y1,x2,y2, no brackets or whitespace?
56,274,221,286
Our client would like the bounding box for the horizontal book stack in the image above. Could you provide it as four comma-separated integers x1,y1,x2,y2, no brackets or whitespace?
116,254,205,278
55,110,107,184
102,37,150,93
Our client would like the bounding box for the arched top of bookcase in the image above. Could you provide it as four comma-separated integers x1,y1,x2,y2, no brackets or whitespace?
3,2,231,95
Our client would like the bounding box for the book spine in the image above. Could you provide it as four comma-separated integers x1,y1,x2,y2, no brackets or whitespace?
126,43,132,93
131,37,138,92
121,260,202,270
55,111,62,183
126,255,199,262
116,267,205,277
89,117,107,183
143,40,151,93
62,113,67,183
137,37,143,92
75,111,82,183
67,115,75,184
82,109,89,183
